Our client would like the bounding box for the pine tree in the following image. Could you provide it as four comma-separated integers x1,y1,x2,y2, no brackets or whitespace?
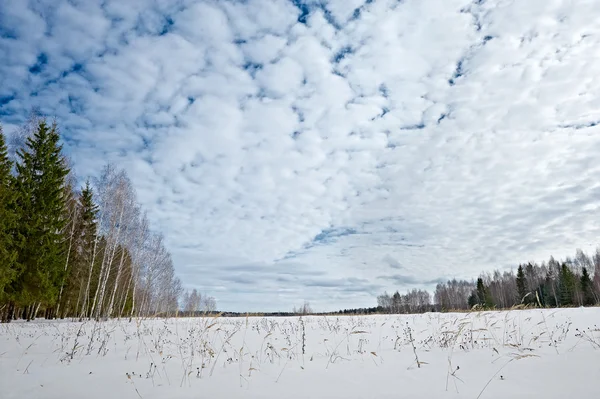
56,181,101,318
476,278,495,309
0,126,18,318
559,263,575,307
580,267,595,306
392,291,402,313
467,291,478,308
76,181,99,313
516,265,527,304
12,120,70,319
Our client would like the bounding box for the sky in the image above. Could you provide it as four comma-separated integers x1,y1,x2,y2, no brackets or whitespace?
2,0,600,312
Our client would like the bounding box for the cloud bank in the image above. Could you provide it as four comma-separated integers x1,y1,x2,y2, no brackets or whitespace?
2,0,600,311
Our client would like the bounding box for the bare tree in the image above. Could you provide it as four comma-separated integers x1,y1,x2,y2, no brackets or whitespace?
106,180,138,318
126,212,150,318
434,279,474,310
293,301,312,315
377,292,392,313
182,289,201,315
202,295,216,313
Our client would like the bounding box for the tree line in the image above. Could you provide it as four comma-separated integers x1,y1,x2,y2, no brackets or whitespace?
377,249,600,313
0,119,193,322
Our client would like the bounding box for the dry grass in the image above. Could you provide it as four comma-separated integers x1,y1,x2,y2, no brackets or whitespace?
1,309,597,397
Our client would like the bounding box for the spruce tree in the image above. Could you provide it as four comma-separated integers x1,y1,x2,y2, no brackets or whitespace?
580,267,595,306
12,120,70,318
559,263,575,306
55,180,79,318
0,126,18,312
467,291,478,308
516,265,527,303
70,181,99,318
476,278,485,304
476,278,494,309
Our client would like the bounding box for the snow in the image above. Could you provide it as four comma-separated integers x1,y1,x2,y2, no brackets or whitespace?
1,308,599,398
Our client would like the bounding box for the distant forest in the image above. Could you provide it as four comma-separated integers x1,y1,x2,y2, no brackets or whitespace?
236,252,600,317
337,250,600,315
0,118,214,322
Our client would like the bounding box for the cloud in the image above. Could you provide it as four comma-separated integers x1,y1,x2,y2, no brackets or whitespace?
377,274,445,287
382,254,403,270
3,0,600,311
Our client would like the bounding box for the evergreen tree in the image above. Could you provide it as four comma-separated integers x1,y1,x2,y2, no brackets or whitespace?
59,181,99,318
516,265,528,303
55,179,78,318
392,291,402,313
476,278,495,309
545,260,560,306
559,263,575,306
12,120,70,318
467,291,478,308
0,126,18,313
580,267,595,306
1,121,188,321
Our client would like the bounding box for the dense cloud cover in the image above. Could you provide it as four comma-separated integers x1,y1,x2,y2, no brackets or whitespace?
2,0,600,311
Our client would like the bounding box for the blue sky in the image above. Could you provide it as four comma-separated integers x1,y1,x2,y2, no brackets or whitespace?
2,0,600,311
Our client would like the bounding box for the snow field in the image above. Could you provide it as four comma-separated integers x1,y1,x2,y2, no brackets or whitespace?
1,308,599,398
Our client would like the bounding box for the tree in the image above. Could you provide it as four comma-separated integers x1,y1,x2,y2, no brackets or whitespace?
0,126,18,319
380,250,600,312
377,292,392,312
580,267,595,306
546,257,561,306
202,295,217,313
54,175,79,318
526,263,542,297
183,289,201,315
476,278,494,309
0,121,191,321
137,233,175,317
125,212,150,319
516,265,528,304
62,181,99,319
434,279,474,310
392,291,402,313
105,176,138,318
90,166,136,319
12,120,70,319
298,301,312,315
593,248,600,301
181,291,190,314
559,263,576,306
468,290,478,308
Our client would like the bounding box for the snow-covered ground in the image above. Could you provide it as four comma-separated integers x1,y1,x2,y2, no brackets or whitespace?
1,308,599,398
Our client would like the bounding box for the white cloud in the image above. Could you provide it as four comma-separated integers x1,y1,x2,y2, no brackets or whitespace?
3,0,600,311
